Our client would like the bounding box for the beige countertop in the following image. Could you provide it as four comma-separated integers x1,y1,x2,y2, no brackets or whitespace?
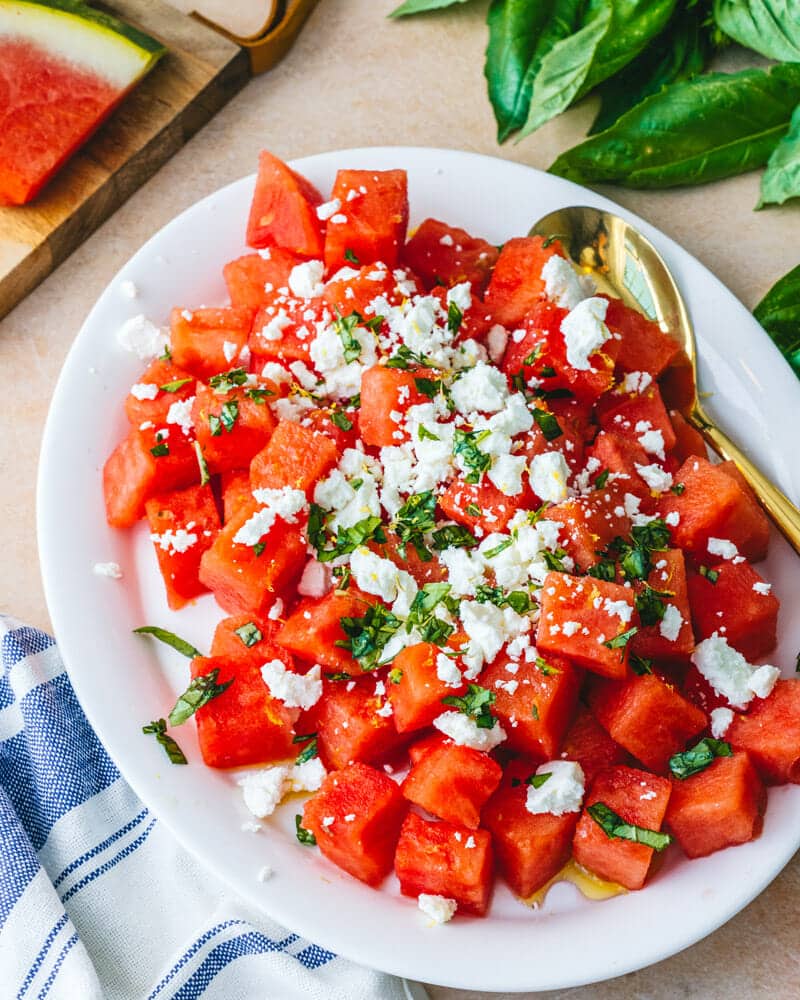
1,1,798,996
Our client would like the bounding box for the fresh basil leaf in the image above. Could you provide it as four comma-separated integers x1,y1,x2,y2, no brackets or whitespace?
669,736,732,779
447,300,463,336
587,559,616,581
485,0,583,142
245,387,274,404
219,400,239,433
713,0,800,61
475,584,532,614
389,667,404,684
344,248,360,265
603,626,638,653
209,368,248,394
431,523,478,550
528,771,551,789
754,264,800,377
590,2,712,134
234,622,262,647
587,801,672,850
551,64,800,188
535,655,561,676
294,736,319,765
193,441,210,487
393,491,436,560
207,413,222,437
630,653,654,675
169,668,232,726
520,3,612,137
484,537,513,559
150,442,169,457
333,311,363,364
759,104,800,209
453,427,492,482
337,604,403,671
142,718,187,765
133,626,202,659
390,0,474,15
532,406,563,441
442,683,497,729
594,469,609,489
634,585,673,627
330,410,354,431
295,815,316,845
160,377,193,393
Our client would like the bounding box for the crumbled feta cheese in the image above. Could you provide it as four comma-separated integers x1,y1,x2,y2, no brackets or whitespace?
260,660,322,710
150,528,197,554
459,599,529,677
541,255,593,310
450,361,509,414
268,599,284,621
664,511,680,527
560,297,610,370
621,370,653,394
635,463,673,493
119,279,138,299
659,604,683,642
166,396,195,435
438,545,486,598
439,233,454,247
234,487,306,546
635,421,666,460
316,198,342,221
525,760,585,816
330,213,348,225
436,653,463,688
257,865,274,882
240,757,326,819
691,636,780,709
488,453,526,496
117,314,170,360
418,894,457,925
433,710,507,752
753,581,772,595
529,451,569,503
130,382,158,400
376,700,393,718
223,340,238,363
289,260,325,299
710,707,734,739
259,309,293,341
707,538,739,561
93,562,122,579
447,281,472,314
350,547,417,611
603,598,633,624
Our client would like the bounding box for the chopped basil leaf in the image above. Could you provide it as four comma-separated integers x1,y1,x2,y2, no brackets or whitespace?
414,376,439,397
587,560,616,582
294,736,319,765
209,368,248,394
670,482,686,495
532,407,563,441
337,604,402,671
539,365,557,378
295,815,316,845
252,541,266,557
603,626,638,654
535,656,561,676
669,737,732,780
142,718,187,765
333,310,363,363
699,564,720,584
447,300,463,335
594,469,610,489
332,564,351,591
484,537,513,559
431,523,477,550
385,344,436,369
160,377,193,393
344,248,360,265
207,413,222,437
309,505,386,563
475,584,532,615
465,502,482,517
245,387,274,404
531,702,540,720
453,428,491,483
634,585,673,628
529,771,551,789
324,671,352,681
630,654,654,676
293,731,317,744
587,802,671,851
541,548,568,572
193,441,210,487
522,345,543,366
150,442,169,457
393,491,436,561
542,234,565,249
169,668,232,726
330,410,353,431
133,625,202,659
442,683,497,729
611,518,671,581
533,386,573,400
406,583,456,645
234,622,262,647
219,399,239,433
389,667,403,685
417,425,440,442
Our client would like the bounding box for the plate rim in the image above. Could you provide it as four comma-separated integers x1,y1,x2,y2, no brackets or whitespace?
37,145,800,993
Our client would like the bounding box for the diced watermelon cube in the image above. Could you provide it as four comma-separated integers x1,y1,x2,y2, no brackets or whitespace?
631,549,694,659
250,420,339,496
303,762,408,886
358,366,432,447
727,680,800,784
277,590,376,674
561,705,629,784
192,382,277,475
223,248,301,311
484,237,564,328
313,675,405,771
573,765,672,890
394,811,493,915
124,358,196,428
220,469,252,523
388,642,466,733
324,169,409,272
401,742,502,829
210,613,280,664
246,150,324,257
402,218,499,294
438,477,529,536
169,307,252,382
536,572,636,680
665,752,765,858
191,653,297,768
601,297,680,378
588,672,707,773
597,384,677,456
546,485,631,572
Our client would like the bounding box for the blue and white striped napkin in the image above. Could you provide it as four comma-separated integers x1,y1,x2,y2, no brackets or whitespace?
0,616,422,1000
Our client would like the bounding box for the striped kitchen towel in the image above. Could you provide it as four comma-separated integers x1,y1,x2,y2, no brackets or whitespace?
0,616,423,1000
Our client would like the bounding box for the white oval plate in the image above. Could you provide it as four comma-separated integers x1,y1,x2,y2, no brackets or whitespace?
38,148,800,993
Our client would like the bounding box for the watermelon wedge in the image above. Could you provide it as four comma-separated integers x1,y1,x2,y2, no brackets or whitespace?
0,0,165,205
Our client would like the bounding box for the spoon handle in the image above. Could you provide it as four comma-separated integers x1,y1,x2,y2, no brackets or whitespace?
691,407,800,555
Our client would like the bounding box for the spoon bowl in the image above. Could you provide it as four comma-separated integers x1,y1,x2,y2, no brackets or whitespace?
530,205,800,554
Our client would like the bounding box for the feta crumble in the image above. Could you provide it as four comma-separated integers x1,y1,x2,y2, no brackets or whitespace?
117,314,170,360
541,255,594,311
260,660,322,710
289,260,325,299
130,382,158,401
707,538,739,561
525,760,585,816
710,707,734,739
93,562,122,579
659,604,683,642
418,894,457,925
529,451,569,503
691,635,780,710
433,711,507,752
560,297,610,370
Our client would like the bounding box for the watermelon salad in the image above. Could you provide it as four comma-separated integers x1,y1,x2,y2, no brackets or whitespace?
102,150,800,923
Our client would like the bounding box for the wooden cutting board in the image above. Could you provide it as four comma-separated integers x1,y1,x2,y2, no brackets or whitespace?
0,0,250,321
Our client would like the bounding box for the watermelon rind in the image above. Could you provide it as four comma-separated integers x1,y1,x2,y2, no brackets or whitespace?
0,0,166,89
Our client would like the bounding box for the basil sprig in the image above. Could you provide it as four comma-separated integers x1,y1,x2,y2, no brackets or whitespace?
587,801,672,851
442,683,498,729
168,668,232,726
133,626,202,659
142,719,187,765
669,737,733,780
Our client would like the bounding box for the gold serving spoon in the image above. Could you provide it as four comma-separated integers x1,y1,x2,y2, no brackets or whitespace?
530,205,800,554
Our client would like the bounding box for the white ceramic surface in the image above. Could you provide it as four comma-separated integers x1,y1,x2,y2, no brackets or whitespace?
38,148,800,993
